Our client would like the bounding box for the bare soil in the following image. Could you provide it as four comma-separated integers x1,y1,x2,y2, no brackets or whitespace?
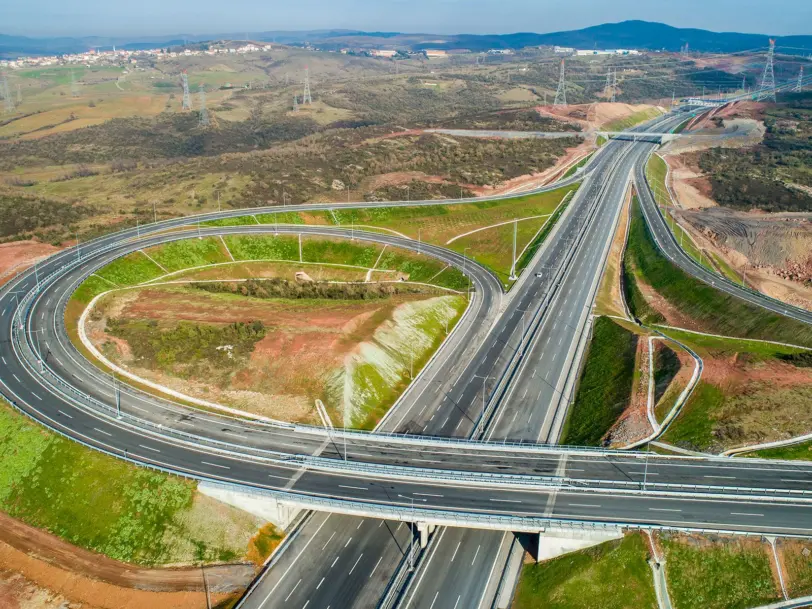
0,240,61,285
536,102,662,131
595,189,632,317
665,153,717,210
88,286,435,421
674,206,812,310
0,510,252,609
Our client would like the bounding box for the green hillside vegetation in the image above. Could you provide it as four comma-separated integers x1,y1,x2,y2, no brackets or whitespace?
562,317,638,446
0,399,262,565
513,534,657,609
623,198,812,348
661,535,781,609
698,92,812,212
604,107,663,132
656,330,812,453
743,440,812,461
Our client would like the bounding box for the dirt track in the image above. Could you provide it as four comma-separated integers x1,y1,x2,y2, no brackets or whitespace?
0,511,255,593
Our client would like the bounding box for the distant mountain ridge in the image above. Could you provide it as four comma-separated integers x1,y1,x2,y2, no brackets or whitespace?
422,21,812,54
2,20,811,59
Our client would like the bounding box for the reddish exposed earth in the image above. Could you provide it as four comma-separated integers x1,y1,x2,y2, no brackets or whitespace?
0,511,252,609
0,240,61,285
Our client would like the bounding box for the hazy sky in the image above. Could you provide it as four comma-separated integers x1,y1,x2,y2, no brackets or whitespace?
3,0,811,38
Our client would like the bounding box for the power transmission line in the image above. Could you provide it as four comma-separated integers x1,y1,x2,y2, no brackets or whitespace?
758,39,777,101
553,59,567,106
181,70,191,110
1,72,13,112
303,67,312,105
198,85,209,127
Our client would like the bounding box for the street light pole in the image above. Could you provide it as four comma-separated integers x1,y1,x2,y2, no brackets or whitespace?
113,372,122,418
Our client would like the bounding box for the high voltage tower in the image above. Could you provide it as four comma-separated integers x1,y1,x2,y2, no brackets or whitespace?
553,58,567,106
302,67,312,105
70,70,79,97
796,66,805,92
611,69,617,102
604,68,618,102
758,39,777,102
198,85,209,127
181,70,191,110
293,95,299,112
1,72,13,112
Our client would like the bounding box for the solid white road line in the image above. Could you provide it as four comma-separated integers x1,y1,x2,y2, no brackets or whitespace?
451,541,461,563
370,556,383,578
349,553,363,575
201,461,230,470
471,544,481,566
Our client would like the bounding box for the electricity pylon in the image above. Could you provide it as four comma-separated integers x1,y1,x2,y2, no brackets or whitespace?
553,59,567,106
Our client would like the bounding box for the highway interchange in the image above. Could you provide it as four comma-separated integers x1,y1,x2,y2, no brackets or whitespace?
1,105,811,608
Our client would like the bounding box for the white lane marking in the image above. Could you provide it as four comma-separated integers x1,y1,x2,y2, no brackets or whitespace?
344,537,353,548
781,479,810,483
138,444,161,453
414,493,444,498
201,461,230,470
94,427,112,437
349,553,363,575
284,579,301,602
31,392,42,400
429,591,440,609
649,508,681,513
453,595,461,609
322,532,336,550
357,520,364,530
489,498,522,503
339,485,368,491
1,357,5,365
57,410,73,419
731,512,764,517
12,374,21,383
704,475,736,480
567,503,601,508
471,544,481,566
331,555,340,568
451,541,461,562
370,556,383,578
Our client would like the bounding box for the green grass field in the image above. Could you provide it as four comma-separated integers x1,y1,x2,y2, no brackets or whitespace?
645,154,670,208
0,399,260,565
144,237,230,272
96,251,165,286
742,440,812,461
624,198,812,348
605,107,663,132
661,536,781,609
656,330,811,453
561,317,639,446
512,534,657,609
563,153,594,178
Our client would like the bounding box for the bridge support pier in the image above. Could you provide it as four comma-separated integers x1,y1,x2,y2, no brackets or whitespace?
416,522,435,548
